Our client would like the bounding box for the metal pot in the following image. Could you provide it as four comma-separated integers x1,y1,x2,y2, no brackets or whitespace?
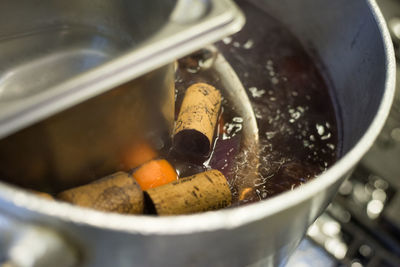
0,0,395,266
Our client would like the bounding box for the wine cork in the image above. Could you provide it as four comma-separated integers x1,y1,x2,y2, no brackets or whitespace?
144,169,231,215
57,172,143,214
173,83,222,158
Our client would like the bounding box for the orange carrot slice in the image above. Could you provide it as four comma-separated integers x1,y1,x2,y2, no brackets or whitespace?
133,159,178,190
239,187,252,201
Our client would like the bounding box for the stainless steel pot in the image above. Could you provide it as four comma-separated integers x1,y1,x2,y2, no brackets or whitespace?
0,0,395,266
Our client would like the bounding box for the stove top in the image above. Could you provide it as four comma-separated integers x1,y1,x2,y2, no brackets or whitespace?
288,1,400,266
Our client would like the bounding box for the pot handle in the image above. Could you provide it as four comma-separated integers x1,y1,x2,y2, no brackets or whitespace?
0,213,78,267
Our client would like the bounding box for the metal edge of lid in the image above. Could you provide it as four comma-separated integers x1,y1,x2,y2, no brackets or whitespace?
0,0,245,139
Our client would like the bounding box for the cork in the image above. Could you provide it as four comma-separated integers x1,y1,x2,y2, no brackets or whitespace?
144,169,231,215
57,172,143,214
173,83,222,158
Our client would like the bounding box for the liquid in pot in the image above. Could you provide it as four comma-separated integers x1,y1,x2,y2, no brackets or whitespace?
0,0,341,212
172,0,340,206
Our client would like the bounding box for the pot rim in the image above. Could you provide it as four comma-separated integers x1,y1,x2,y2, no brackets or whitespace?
0,0,396,235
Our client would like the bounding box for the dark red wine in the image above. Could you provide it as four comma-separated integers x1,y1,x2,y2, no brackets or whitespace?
172,0,340,206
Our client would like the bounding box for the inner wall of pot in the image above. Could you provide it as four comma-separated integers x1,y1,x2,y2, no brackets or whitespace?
0,0,175,45
251,0,387,154
0,65,175,192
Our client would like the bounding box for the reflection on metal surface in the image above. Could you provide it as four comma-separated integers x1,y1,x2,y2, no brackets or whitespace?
170,0,209,23
0,213,77,267
388,17,400,42
307,214,348,260
390,127,400,141
285,239,335,267
0,0,245,139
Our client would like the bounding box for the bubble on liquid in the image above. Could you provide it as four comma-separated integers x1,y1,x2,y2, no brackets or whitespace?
326,122,331,129
198,57,215,70
233,41,241,48
243,39,254,49
291,111,301,120
316,124,325,135
223,121,243,139
249,86,266,98
232,117,243,123
321,133,331,140
186,67,200,74
174,75,181,83
254,177,266,186
327,143,335,150
297,106,305,113
271,77,279,85
303,140,310,147
223,37,232,45
261,191,268,198
266,131,276,140
266,61,274,72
